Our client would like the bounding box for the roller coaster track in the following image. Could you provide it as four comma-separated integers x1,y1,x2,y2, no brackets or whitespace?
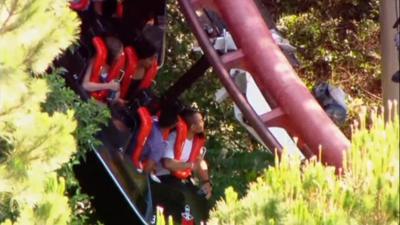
178,0,350,169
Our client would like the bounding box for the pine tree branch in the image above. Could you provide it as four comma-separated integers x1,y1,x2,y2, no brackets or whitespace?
0,1,43,35
0,0,19,34
0,2,7,12
0,101,25,118
23,26,62,72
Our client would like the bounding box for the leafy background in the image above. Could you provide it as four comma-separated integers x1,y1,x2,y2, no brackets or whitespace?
0,0,391,224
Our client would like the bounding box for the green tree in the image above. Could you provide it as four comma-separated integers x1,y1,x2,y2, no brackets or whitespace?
43,72,110,225
0,0,80,224
274,0,381,134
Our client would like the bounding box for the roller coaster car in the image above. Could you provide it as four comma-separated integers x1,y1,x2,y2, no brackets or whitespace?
57,39,206,225
58,1,210,224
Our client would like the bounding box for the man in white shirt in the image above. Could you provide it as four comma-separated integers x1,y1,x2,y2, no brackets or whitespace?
158,108,212,199
152,108,211,223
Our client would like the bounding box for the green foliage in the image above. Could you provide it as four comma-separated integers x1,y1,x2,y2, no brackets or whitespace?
0,0,80,224
43,72,110,225
156,207,174,225
274,0,381,134
30,174,70,225
43,72,111,160
154,2,385,218
209,107,399,225
0,0,80,74
2,174,71,225
206,148,273,205
0,69,77,224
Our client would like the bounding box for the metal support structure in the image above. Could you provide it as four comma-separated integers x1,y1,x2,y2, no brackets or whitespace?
179,0,350,169
162,55,210,105
179,0,284,154
213,0,350,168
380,0,400,119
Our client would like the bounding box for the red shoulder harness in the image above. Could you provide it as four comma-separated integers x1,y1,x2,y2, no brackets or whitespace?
173,118,206,179
138,58,158,90
70,0,90,11
120,47,139,100
131,107,153,170
92,51,126,102
89,37,107,84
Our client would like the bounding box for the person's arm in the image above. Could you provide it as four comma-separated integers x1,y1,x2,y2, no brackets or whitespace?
161,132,192,172
195,159,209,182
82,60,120,92
196,159,212,199
163,158,193,172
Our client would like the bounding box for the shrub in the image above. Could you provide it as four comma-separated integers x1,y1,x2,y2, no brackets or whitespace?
209,105,399,225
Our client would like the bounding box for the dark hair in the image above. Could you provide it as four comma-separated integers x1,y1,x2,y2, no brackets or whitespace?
180,108,201,126
134,26,163,59
134,37,157,59
158,107,179,128
142,25,163,50
105,36,123,65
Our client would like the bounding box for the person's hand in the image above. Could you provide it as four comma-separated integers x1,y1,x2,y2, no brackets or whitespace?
116,98,128,106
186,162,194,170
200,182,212,199
191,161,200,172
107,80,120,91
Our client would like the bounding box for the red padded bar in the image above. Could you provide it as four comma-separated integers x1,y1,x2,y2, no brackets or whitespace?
138,58,158,90
172,118,206,180
70,0,90,11
89,37,107,83
94,52,126,101
90,37,108,100
173,117,188,160
131,107,153,169
120,47,139,100
213,0,350,168
116,1,124,18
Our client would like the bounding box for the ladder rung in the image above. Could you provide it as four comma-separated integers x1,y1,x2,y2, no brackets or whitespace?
260,107,287,127
221,49,245,69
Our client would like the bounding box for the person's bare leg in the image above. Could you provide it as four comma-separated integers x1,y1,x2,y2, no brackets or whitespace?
143,160,156,173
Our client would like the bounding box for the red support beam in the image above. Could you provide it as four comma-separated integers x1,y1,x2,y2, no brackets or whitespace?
213,0,350,168
179,0,284,155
